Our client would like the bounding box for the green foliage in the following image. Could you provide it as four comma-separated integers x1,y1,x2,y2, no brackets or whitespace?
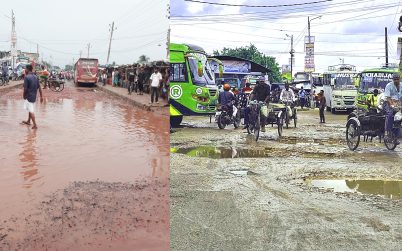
213,44,281,82
137,55,150,64
65,65,73,71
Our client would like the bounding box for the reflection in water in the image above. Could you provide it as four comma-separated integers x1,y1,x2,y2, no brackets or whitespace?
18,129,41,189
171,146,270,159
306,179,402,199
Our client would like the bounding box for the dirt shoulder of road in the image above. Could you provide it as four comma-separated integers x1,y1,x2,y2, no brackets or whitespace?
0,80,23,93
1,179,169,251
97,84,168,116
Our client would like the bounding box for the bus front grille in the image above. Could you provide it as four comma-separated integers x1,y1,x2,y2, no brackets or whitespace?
208,89,217,96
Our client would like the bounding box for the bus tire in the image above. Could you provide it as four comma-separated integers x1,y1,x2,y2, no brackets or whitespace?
331,108,336,114
326,106,330,112
170,115,183,127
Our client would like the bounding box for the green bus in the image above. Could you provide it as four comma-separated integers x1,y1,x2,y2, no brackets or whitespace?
169,43,220,126
356,66,398,110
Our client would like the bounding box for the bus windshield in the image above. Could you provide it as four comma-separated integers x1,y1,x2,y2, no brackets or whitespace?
188,53,214,86
360,72,393,93
333,73,356,90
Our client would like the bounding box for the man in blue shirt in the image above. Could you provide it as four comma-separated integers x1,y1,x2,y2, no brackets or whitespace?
2,63,9,84
383,72,402,141
21,64,43,129
218,83,236,117
299,86,306,109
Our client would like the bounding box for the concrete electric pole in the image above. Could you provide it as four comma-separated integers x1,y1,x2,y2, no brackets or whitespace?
87,43,91,58
286,34,294,82
106,22,117,65
11,10,17,69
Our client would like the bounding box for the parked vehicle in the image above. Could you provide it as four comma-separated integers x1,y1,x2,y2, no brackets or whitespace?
323,64,358,113
74,58,99,86
169,43,221,127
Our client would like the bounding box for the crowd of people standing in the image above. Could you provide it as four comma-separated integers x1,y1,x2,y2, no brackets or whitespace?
99,63,169,104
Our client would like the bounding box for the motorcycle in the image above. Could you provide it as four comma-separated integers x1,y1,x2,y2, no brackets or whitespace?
216,102,241,129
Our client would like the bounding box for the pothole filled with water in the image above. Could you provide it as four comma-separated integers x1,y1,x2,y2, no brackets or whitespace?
305,178,402,199
171,146,340,159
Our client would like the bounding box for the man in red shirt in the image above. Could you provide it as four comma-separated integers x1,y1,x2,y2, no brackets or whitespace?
242,82,252,93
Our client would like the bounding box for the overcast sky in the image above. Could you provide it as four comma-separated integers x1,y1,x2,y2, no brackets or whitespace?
0,0,169,67
171,0,402,73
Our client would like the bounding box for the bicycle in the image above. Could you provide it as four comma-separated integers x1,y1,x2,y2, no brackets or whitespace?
281,100,297,128
247,100,263,141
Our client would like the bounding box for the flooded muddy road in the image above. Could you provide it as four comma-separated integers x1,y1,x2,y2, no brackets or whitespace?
0,82,169,250
170,109,402,250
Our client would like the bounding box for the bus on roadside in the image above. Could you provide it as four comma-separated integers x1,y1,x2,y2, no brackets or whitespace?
322,64,358,113
169,43,220,127
356,65,398,110
74,58,99,86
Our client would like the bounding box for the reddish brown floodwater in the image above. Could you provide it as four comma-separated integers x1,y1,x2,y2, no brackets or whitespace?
0,82,169,250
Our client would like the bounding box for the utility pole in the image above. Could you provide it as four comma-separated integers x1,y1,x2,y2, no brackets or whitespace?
79,50,82,58
86,43,91,58
385,27,389,67
11,10,17,69
286,34,294,82
106,22,117,65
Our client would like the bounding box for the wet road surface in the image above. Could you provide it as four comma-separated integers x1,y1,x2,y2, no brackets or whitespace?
170,109,402,250
0,82,169,250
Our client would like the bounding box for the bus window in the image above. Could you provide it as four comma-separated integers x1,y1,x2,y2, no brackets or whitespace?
188,57,214,86
170,63,187,82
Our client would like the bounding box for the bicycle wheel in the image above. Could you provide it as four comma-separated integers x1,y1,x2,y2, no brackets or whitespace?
384,133,397,150
277,117,283,137
285,109,290,129
294,109,297,128
254,114,260,141
346,118,361,151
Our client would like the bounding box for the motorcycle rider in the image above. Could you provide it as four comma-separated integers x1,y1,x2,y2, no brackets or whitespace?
243,77,270,132
218,83,237,118
383,73,402,143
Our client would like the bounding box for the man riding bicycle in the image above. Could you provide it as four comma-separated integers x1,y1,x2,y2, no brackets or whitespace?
280,83,295,104
218,83,237,118
243,77,270,132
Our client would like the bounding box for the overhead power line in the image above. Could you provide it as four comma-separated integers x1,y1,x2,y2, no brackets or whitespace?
183,0,334,8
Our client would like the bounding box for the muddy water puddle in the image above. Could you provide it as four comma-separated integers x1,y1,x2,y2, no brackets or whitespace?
171,145,341,159
0,82,169,216
305,178,402,199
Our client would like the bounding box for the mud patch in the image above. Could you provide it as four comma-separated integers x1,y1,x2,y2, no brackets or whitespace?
305,178,402,199
278,136,345,145
0,179,169,250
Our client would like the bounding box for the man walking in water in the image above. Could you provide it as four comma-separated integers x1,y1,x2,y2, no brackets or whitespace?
21,64,43,129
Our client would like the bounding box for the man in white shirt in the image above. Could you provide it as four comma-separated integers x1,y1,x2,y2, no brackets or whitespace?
149,68,162,104
280,83,295,103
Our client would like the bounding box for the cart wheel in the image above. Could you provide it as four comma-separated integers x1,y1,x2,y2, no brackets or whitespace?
384,133,397,150
346,119,361,151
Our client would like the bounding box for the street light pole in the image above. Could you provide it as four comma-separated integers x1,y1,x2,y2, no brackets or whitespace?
286,34,294,82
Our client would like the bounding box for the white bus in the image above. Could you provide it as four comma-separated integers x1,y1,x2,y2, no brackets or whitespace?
322,64,358,113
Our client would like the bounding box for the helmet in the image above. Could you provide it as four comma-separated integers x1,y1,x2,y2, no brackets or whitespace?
223,83,230,91
256,76,265,84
